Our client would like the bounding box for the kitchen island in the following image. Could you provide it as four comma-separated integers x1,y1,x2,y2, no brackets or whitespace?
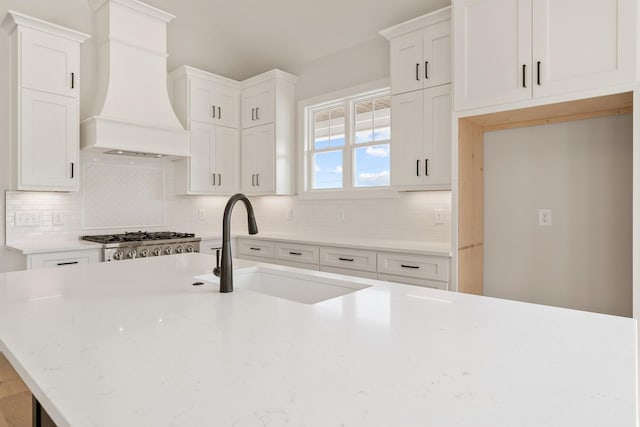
0,254,635,426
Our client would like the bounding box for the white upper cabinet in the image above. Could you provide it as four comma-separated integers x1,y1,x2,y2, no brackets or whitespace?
384,7,451,96
454,0,637,111
169,66,241,195
241,80,275,128
391,84,452,189
239,70,297,196
21,27,81,98
189,78,239,128
5,11,89,192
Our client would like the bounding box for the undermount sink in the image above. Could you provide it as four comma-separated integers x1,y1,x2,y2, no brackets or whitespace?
195,266,371,304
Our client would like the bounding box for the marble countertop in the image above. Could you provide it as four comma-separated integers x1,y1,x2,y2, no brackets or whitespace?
8,232,451,257
0,254,635,426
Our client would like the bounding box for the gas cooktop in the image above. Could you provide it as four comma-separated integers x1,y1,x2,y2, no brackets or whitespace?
82,231,196,244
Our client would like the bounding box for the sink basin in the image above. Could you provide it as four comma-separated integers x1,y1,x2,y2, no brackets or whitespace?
195,266,371,304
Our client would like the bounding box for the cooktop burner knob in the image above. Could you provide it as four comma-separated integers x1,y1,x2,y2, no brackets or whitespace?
140,248,149,258
164,247,173,255
186,245,194,253
175,246,183,254
113,251,124,261
126,249,137,259
152,248,162,257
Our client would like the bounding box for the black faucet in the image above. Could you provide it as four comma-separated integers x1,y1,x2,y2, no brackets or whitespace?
213,193,258,293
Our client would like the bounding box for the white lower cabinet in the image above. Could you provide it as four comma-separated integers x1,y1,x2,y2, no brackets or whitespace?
27,249,101,270
200,239,222,255
237,238,450,290
377,273,448,291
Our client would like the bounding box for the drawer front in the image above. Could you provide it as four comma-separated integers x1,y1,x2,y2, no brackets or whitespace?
319,246,377,272
378,273,448,291
237,239,275,259
275,242,319,264
320,266,378,280
377,252,449,281
200,239,222,254
28,249,101,270
273,259,320,271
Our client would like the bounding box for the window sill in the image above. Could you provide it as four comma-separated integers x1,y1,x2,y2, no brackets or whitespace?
296,188,399,201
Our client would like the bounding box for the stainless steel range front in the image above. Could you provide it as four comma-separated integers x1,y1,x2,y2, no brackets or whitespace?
82,232,201,262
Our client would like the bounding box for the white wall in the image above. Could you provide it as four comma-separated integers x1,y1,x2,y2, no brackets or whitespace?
484,114,633,317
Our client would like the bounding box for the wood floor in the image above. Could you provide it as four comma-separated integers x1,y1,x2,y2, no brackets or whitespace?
0,353,31,427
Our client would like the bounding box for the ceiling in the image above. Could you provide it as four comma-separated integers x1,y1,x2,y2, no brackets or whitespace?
6,0,450,81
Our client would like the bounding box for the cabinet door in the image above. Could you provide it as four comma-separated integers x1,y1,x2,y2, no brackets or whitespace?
423,84,451,187
532,0,635,98
241,80,274,128
390,31,423,95
391,90,424,186
189,79,215,124
241,127,259,192
20,28,79,98
188,121,215,193
453,0,532,110
20,88,78,190
254,124,276,194
214,126,239,194
422,20,451,89
213,85,239,128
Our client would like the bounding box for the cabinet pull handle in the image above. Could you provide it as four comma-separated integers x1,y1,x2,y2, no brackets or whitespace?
212,105,216,118
256,107,260,120
71,72,75,89
425,61,429,79
289,251,302,256
250,247,261,251
338,257,354,262
537,61,541,85
212,173,216,186
251,174,255,186
256,173,260,186
218,173,221,185
57,261,78,266
415,63,420,81
251,108,255,121
70,162,75,179
218,106,221,119
416,159,420,176
522,64,526,88
401,264,420,269
425,158,429,176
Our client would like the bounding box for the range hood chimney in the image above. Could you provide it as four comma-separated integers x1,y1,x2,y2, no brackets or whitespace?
80,0,189,159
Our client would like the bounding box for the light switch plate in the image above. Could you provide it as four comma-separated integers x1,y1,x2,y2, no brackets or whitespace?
15,211,39,227
198,208,206,221
434,208,445,224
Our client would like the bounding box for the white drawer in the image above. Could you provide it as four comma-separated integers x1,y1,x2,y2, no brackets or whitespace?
319,246,377,272
273,259,320,271
237,239,275,259
275,242,319,264
320,266,378,280
377,252,449,282
378,273,448,291
200,239,222,253
27,249,101,270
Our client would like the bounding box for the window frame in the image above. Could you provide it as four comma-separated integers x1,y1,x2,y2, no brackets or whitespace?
298,80,395,198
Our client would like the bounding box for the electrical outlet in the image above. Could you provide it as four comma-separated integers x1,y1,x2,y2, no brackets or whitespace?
337,208,345,222
286,207,293,222
434,208,445,224
15,211,39,227
538,209,552,226
198,208,206,221
53,213,64,226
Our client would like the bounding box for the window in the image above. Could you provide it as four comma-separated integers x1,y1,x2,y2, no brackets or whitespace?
304,88,391,192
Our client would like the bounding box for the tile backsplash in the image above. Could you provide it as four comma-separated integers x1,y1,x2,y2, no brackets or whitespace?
6,161,452,245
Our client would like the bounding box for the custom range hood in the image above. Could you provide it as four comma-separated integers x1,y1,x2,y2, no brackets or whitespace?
80,0,189,159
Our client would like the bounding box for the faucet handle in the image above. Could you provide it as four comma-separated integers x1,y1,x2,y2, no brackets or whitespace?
213,248,221,277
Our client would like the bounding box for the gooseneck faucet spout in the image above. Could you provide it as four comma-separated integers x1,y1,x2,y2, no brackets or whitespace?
214,193,258,293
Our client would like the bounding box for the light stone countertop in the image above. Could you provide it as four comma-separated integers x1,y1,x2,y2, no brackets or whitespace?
0,254,635,426
5,240,104,255
208,231,452,256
